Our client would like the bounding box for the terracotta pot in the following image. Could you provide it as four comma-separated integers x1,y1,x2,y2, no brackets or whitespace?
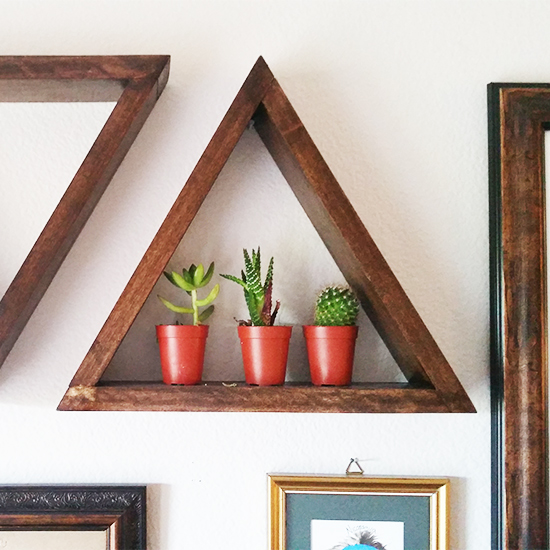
238,326,292,386
303,325,358,386
156,324,209,385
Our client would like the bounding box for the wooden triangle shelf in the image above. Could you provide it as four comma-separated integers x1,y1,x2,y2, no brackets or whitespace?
59,57,474,413
0,55,170,369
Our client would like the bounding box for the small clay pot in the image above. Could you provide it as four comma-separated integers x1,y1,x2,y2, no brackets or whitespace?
156,324,209,385
238,325,292,386
303,325,358,386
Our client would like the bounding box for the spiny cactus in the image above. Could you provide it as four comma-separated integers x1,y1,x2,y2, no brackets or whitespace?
158,262,220,326
220,247,280,326
314,285,359,326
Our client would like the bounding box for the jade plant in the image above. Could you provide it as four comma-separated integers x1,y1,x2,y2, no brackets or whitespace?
314,285,359,326
158,262,220,325
220,247,280,326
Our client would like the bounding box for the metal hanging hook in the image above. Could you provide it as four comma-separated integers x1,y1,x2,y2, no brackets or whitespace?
345,457,364,476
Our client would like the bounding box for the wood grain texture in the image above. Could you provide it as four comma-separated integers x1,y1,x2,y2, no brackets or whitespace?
61,56,474,414
70,57,274,387
59,382,445,413
0,55,170,369
489,84,550,550
0,513,119,527
255,83,473,413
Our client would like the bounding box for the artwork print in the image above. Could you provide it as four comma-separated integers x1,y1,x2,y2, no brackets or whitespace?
311,519,404,550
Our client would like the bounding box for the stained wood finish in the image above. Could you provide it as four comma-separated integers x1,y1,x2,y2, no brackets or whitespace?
489,84,550,550
0,485,146,550
59,382,444,413
69,57,273,388
60,56,474,414
254,83,471,412
0,55,170,369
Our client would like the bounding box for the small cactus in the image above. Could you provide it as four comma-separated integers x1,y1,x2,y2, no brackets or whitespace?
314,286,359,326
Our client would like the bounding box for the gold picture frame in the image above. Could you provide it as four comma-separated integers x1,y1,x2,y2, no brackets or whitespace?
269,475,449,550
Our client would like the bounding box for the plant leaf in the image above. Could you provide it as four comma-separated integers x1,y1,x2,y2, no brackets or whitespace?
193,263,204,287
199,262,215,287
270,300,280,326
264,256,274,291
198,305,215,323
172,271,196,292
220,273,247,288
261,280,273,325
158,295,194,314
244,289,264,326
244,248,263,303
196,283,220,307
181,268,194,285
163,271,178,286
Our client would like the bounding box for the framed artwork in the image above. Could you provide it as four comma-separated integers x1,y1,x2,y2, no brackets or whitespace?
488,83,550,550
0,485,146,550
269,475,448,550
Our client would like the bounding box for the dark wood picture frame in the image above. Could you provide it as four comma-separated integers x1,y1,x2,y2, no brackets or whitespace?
0,485,146,550
489,84,550,549
0,55,169,370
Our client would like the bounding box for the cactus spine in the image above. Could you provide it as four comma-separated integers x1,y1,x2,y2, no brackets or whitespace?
314,286,359,326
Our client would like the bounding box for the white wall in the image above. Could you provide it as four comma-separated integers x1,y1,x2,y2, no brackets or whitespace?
2,0,544,547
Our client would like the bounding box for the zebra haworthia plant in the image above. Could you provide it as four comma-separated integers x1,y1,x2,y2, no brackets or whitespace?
314,285,359,326
220,247,280,326
158,262,220,326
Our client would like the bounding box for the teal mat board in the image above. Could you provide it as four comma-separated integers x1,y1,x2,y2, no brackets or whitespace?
286,493,430,550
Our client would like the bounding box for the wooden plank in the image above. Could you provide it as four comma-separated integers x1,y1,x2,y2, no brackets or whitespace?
254,82,474,413
0,80,124,102
59,383,448,413
0,55,170,101
0,56,170,368
70,57,275,387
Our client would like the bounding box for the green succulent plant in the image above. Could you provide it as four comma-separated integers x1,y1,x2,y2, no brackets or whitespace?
220,247,280,326
158,262,220,326
314,285,359,326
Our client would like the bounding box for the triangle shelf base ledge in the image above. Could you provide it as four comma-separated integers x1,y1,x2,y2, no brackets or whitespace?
59,57,475,414
59,382,451,413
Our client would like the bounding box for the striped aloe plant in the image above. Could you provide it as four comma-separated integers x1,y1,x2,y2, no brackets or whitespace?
158,262,220,326
220,247,280,326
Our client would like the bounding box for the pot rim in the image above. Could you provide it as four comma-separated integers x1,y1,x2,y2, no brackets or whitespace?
237,325,292,339
302,325,358,338
156,324,209,337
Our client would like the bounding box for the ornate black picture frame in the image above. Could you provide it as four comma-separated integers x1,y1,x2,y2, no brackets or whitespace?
0,485,146,549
